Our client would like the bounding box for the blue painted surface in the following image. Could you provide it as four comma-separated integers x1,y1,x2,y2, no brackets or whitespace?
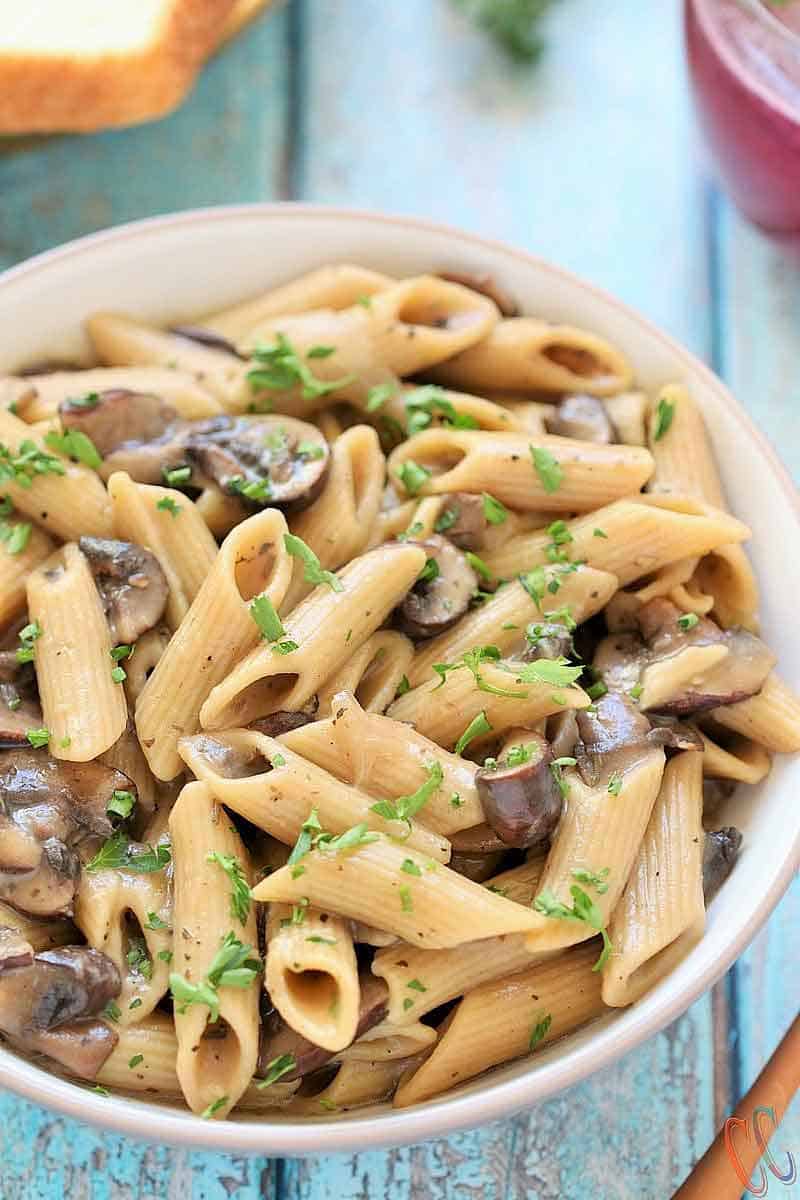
0,1,798,1196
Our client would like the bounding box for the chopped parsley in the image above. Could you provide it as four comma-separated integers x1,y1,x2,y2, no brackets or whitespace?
126,937,152,980
529,1013,552,1051
529,445,563,493
297,441,325,461
156,496,181,517
250,595,286,642
549,756,575,799
201,1096,228,1119
66,392,100,410
593,527,608,539
248,334,355,400
257,1053,297,1088
514,657,583,688
586,679,608,701
0,507,32,556
534,885,612,971
288,810,380,867
482,492,508,524
207,851,251,925
545,519,573,563
103,1001,121,1022
44,428,102,470
110,665,127,684
572,867,610,894
454,710,493,755
0,440,65,488
283,533,343,591
407,978,427,993
395,674,410,697
366,382,397,412
450,792,463,808
399,885,414,913
465,550,492,581
107,789,136,820
144,911,169,931
306,935,338,945
162,464,191,487
418,557,440,584
396,459,432,496
506,743,534,768
607,773,623,796
629,683,643,701
401,858,422,877
434,504,459,533
653,396,675,441
16,620,42,664
169,932,261,1023
85,831,171,874
403,385,478,435
370,761,443,827
25,728,50,748
677,612,699,631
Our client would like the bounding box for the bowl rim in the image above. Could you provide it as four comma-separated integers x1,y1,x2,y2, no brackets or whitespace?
1,201,798,1156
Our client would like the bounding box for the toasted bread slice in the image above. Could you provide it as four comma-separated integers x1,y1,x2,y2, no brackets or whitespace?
0,0,238,133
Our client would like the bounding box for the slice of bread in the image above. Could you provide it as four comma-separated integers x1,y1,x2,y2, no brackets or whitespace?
219,0,274,43
0,0,239,133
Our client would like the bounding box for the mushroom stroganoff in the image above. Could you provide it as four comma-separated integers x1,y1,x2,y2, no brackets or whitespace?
0,263,796,1120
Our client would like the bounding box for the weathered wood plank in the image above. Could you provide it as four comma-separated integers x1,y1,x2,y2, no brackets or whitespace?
0,7,291,272
714,196,800,1168
0,1098,278,1200
295,0,710,355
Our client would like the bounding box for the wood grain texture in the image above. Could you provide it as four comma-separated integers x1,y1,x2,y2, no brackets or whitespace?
0,6,290,272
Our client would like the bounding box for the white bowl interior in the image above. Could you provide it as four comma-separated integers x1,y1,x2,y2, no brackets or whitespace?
0,206,798,1154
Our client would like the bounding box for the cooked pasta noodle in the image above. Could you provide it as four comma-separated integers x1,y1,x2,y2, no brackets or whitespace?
0,261,793,1120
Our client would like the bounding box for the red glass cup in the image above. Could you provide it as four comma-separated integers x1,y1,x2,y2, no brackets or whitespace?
685,0,800,233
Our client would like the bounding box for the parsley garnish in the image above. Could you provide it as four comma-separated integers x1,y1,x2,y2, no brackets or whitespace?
586,679,608,701
395,674,410,697
306,935,338,945
103,1001,121,1022
607,773,623,796
169,932,260,1023
144,911,169,931
0,440,65,488
26,728,50,748
156,496,181,517
514,657,583,687
399,885,414,913
288,810,380,866
66,392,100,410
201,1096,228,1119
248,334,354,399
407,978,427,992
653,396,675,441
207,851,251,925
529,1012,552,1051
434,504,459,533
107,789,136,820
0,507,32,556
44,428,102,470
126,936,152,980
572,867,610,894
250,595,286,642
529,445,563,493
550,755,575,799
677,612,699,631
401,859,422,877
283,533,343,591
395,460,432,497
593,527,608,539
418,557,440,584
505,743,534,768
366,382,396,412
533,886,612,971
465,550,492,581
257,1053,297,1088
454,710,493,755
162,464,191,487
370,761,443,827
85,832,171,874
481,492,508,524
16,620,42,665
403,385,478,434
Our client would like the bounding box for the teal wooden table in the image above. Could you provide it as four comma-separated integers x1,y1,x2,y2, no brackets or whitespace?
1,3,798,1196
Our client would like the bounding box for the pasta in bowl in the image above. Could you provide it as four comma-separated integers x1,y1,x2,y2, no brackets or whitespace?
0,206,797,1153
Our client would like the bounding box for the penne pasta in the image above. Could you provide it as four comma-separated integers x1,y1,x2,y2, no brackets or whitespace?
388,428,653,513
709,673,800,754
603,751,705,1006
252,835,546,949
136,508,292,780
200,542,426,730
0,520,54,627
265,903,359,1053
426,317,634,396
178,727,449,861
13,367,222,424
279,691,484,836
107,471,218,630
694,725,771,783
316,630,414,715
169,781,260,1118
393,941,606,1107
27,542,128,761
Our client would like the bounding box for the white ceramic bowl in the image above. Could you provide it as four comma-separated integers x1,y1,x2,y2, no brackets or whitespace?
0,205,798,1155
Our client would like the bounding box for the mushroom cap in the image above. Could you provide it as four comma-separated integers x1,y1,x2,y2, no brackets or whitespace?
439,493,492,552
184,415,330,510
396,534,478,640
522,620,575,663
476,733,562,848
61,388,177,458
703,827,743,900
79,536,169,645
545,394,617,443
575,691,652,786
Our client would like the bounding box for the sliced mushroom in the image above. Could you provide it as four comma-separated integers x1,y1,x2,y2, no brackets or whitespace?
637,599,776,715
439,493,492,552
0,944,120,1079
475,732,562,848
702,776,736,814
645,716,705,753
448,824,506,855
592,633,647,695
79,537,168,644
523,620,575,663
0,750,133,917
0,653,42,749
545,394,617,443
574,692,653,786
397,534,478,640
60,388,176,458
184,415,330,510
258,974,389,1082
170,325,244,358
547,709,579,761
101,426,191,485
448,849,506,882
702,827,742,900
0,926,34,971
436,271,518,317
248,711,314,738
